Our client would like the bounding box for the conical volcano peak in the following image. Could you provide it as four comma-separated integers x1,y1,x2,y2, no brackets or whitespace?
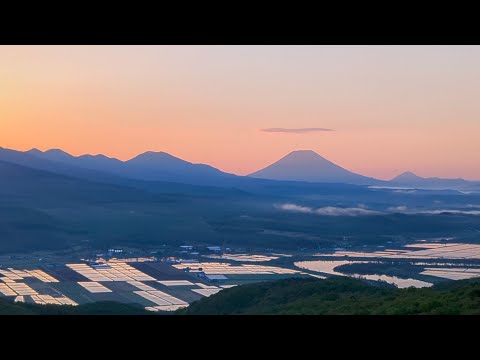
286,149,323,157
276,150,336,167
393,171,423,181
289,149,319,155
249,150,376,185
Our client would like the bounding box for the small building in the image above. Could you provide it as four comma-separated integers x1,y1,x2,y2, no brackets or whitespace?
180,245,193,251
108,248,124,254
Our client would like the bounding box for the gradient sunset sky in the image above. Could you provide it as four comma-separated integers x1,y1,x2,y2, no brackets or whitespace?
1,45,479,180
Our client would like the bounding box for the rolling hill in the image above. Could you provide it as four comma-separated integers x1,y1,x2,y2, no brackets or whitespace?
0,298,150,315
179,276,480,315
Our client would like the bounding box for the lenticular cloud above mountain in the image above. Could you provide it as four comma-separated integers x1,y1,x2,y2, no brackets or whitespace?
276,203,381,216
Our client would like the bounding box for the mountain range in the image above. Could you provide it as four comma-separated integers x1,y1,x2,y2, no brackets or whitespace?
0,146,478,191
25,148,235,184
1,145,480,254
390,171,480,191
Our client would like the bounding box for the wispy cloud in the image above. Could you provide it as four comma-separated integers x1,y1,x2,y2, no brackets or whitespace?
278,204,314,213
393,189,417,194
261,127,334,134
386,206,480,216
418,209,480,215
277,203,480,217
315,207,381,216
387,206,408,212
276,203,381,216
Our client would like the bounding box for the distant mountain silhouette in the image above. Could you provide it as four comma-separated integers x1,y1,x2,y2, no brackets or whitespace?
392,171,421,182
30,148,74,162
0,147,122,184
26,148,124,172
249,150,380,185
3,146,479,190
125,151,233,182
23,148,236,185
0,147,364,192
391,171,480,191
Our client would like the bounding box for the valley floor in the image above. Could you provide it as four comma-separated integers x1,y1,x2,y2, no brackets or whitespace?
2,237,480,314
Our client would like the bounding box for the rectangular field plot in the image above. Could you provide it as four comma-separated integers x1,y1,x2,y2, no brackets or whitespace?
420,270,479,280
195,283,220,290
32,295,56,305
127,281,157,291
0,268,59,283
404,243,450,249
157,280,194,286
77,282,112,293
31,295,48,304
30,294,78,306
145,304,188,312
0,284,17,296
6,282,38,296
192,288,222,297
26,270,59,283
0,259,304,310
134,291,171,306
67,263,155,282
173,262,301,276
420,267,480,280
206,254,279,262
0,270,23,280
148,290,188,305
56,296,78,306
325,243,480,260
134,289,188,306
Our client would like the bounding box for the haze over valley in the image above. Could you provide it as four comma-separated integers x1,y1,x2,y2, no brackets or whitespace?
2,45,480,315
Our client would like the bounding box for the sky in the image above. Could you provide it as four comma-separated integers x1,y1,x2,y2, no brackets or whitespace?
1,45,480,180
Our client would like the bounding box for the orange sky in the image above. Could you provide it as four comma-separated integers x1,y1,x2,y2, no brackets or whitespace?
1,45,480,180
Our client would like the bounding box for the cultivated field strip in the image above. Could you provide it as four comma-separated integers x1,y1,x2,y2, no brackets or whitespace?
127,280,157,291
206,254,278,262
326,243,480,260
420,267,480,280
0,268,59,283
0,259,304,312
78,281,112,293
134,290,188,306
66,263,156,282
173,262,300,275
192,288,222,297
29,294,76,305
157,280,194,286
145,305,187,312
